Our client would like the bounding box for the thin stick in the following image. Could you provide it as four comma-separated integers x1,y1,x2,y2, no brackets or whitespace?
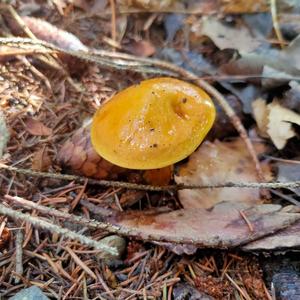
225,273,252,300
65,246,97,280
270,0,285,49
239,210,254,232
109,0,117,47
1,164,300,191
5,195,300,248
0,204,118,255
5,6,81,91
14,229,23,284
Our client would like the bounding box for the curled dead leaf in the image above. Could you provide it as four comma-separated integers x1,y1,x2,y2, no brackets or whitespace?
252,99,300,149
124,40,156,57
32,147,52,172
25,118,52,136
0,227,11,250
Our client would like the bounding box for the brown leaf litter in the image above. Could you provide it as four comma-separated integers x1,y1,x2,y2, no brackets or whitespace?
1,1,300,299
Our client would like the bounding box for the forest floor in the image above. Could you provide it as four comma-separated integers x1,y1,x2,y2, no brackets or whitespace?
1,1,300,299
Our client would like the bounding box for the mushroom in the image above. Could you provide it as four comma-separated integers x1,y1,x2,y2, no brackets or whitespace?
91,77,215,169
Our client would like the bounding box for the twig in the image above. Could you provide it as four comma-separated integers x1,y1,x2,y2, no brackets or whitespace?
0,203,118,255
4,195,300,248
65,246,97,280
14,229,23,284
270,0,285,49
1,164,300,191
225,273,252,300
109,0,117,47
239,210,254,233
5,6,81,91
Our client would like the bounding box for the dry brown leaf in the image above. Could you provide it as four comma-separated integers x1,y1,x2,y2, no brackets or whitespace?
251,98,269,137
32,147,52,172
118,0,174,9
220,0,268,13
0,227,11,250
108,202,300,249
175,139,271,209
25,118,52,136
243,219,300,250
72,0,107,12
124,40,156,57
252,99,300,149
276,161,300,195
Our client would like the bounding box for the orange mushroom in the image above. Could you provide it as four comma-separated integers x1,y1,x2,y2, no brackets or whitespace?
91,77,215,169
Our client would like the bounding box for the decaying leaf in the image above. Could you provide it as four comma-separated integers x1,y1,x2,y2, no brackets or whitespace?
276,161,300,195
282,80,300,113
193,16,262,52
283,34,300,70
220,49,300,89
108,202,300,249
251,98,269,137
220,0,269,14
119,190,146,208
124,40,156,57
243,219,300,251
175,139,271,209
25,118,52,136
118,0,174,9
32,147,52,172
0,227,11,250
0,111,9,158
72,0,107,13
252,99,300,149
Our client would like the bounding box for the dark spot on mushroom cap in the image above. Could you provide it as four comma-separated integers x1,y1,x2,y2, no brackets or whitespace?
150,143,158,148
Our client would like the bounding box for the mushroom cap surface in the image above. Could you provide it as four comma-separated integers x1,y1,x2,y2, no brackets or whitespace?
91,77,215,169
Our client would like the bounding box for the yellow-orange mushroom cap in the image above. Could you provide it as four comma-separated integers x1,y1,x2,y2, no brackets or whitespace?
91,77,216,169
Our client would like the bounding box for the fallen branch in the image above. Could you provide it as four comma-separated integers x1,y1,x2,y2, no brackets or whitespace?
13,229,23,284
1,164,300,191
4,195,300,248
0,203,118,255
